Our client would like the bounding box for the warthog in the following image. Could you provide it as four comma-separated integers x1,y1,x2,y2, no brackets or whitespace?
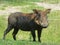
3,9,51,42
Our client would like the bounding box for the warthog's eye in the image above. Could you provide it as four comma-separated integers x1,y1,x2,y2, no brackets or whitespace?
38,13,41,18
36,14,40,20
35,14,41,25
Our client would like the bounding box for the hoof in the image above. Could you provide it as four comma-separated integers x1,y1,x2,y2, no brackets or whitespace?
38,40,41,43
33,40,36,42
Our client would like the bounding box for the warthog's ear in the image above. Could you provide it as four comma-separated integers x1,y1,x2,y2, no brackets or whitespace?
45,9,51,13
33,9,39,14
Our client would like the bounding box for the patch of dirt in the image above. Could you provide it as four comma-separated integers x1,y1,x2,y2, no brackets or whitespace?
0,5,30,16
0,2,60,16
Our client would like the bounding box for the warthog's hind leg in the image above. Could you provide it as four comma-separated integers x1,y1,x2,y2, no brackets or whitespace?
12,27,19,40
3,25,13,40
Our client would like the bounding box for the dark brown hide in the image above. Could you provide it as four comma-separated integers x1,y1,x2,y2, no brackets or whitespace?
3,9,51,42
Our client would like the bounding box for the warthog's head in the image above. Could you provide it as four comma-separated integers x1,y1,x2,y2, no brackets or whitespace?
33,9,51,28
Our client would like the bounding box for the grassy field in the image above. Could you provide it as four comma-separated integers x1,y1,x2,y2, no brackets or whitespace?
0,0,60,45
0,0,60,6
0,40,60,45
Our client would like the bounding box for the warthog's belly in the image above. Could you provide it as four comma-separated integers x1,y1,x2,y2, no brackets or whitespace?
16,16,38,31
19,23,31,31
17,20,37,31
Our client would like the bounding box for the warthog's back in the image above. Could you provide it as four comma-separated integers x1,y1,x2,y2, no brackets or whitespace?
8,12,38,31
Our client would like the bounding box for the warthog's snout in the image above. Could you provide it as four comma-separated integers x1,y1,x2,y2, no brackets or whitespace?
41,22,48,28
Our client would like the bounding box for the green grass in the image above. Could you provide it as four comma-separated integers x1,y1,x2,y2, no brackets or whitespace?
0,0,35,6
0,40,60,45
0,0,60,7
0,40,43,45
0,40,41,45
0,0,60,10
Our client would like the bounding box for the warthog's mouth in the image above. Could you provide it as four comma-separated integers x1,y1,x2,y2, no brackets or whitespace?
42,26,48,28
40,23,49,28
